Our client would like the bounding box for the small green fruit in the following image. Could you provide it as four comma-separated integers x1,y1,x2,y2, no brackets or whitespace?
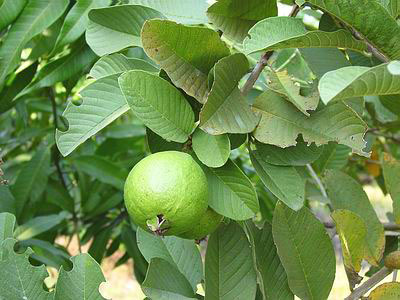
124,151,208,236
178,207,223,240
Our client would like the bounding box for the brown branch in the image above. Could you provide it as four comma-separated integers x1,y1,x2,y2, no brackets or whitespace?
345,267,393,300
350,28,389,63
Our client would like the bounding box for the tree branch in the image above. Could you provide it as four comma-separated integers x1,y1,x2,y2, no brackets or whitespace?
350,28,389,63
345,267,393,300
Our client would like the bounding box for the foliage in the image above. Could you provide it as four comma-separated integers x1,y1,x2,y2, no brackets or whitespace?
1,0,400,299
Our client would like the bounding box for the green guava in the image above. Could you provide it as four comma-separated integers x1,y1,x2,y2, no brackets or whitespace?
124,151,208,236
178,207,223,240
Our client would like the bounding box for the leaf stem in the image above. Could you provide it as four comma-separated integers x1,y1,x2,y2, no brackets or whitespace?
306,164,333,211
345,267,393,300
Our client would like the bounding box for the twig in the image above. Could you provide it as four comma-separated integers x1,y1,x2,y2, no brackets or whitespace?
350,28,389,63
306,164,333,211
345,267,393,300
289,3,301,17
393,270,398,282
324,221,400,231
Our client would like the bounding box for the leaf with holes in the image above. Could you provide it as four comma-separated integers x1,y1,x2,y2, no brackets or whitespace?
119,70,195,143
202,159,259,220
272,202,336,300
250,150,305,211
252,90,368,156
192,128,230,168
86,5,164,56
56,74,128,156
137,227,202,291
141,19,230,103
319,63,400,104
200,53,259,134
205,222,257,300
244,16,367,55
324,170,385,265
207,0,277,42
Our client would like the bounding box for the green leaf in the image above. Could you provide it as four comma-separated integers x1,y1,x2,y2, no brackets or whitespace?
332,209,366,275
199,53,259,134
54,253,106,300
52,0,111,53
377,0,400,18
319,63,400,104
202,159,259,220
272,202,336,300
0,0,26,31
0,0,69,87
324,170,385,265
266,69,320,116
56,74,127,156
89,53,158,79
369,282,400,300
137,227,202,291
252,90,368,156
86,5,164,56
146,127,183,153
128,0,209,24
192,128,230,168
119,70,195,143
0,186,16,215
312,143,350,173
73,155,128,189
11,145,51,219
14,211,68,240
244,16,367,55
207,0,277,42
0,238,53,298
205,222,257,300
18,44,98,98
141,19,230,103
388,60,400,75
245,221,293,300
254,139,323,166
88,226,113,263
250,150,305,211
0,212,15,259
304,0,400,60
383,154,400,224
142,258,197,300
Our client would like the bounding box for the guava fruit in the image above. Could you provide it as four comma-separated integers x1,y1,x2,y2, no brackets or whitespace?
124,151,208,236
178,207,223,240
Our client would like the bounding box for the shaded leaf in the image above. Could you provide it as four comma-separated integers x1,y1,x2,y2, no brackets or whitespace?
205,222,257,300
137,227,202,291
200,53,259,134
0,0,69,87
245,221,293,300
142,258,197,300
14,212,68,240
53,0,111,52
119,70,195,143
86,5,164,56
250,150,305,211
383,153,400,224
244,16,367,55
207,0,277,42
272,202,336,300
312,143,350,173
255,139,322,166
0,0,26,31
0,212,15,259
202,159,259,220
89,53,157,79
128,0,208,24
324,170,385,265
319,63,400,104
56,74,128,156
304,0,400,60
146,127,183,153
141,19,230,103
192,128,230,168
252,90,368,156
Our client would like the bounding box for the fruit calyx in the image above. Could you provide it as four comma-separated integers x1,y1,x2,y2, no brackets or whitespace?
146,214,170,236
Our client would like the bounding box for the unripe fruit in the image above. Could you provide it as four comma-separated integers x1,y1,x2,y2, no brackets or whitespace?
178,207,223,240
384,251,400,269
124,151,208,236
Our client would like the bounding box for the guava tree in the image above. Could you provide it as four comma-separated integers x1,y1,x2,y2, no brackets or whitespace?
1,0,400,299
